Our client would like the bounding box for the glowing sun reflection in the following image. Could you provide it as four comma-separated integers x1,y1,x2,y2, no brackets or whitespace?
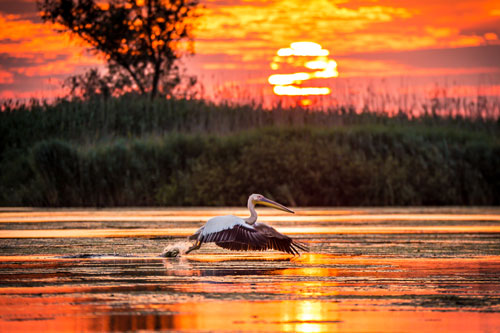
281,300,337,333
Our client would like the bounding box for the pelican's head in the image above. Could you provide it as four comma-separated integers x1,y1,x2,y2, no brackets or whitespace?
249,194,295,214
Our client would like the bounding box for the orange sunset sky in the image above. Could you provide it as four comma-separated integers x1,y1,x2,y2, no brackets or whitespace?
0,0,499,102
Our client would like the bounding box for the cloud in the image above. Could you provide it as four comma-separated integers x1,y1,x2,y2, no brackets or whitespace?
338,45,500,70
0,0,40,22
1,0,500,99
0,10,102,99
460,18,500,36
198,0,413,49
0,69,13,84
0,0,35,14
0,70,67,100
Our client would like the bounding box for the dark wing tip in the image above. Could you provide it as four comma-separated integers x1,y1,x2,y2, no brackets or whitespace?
204,224,269,251
291,240,308,252
200,223,309,255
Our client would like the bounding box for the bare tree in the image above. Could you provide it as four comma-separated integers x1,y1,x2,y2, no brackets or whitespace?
38,0,200,99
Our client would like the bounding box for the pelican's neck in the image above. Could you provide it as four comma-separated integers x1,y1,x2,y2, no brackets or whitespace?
244,199,257,224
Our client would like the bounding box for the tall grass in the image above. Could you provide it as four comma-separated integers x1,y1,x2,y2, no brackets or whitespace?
2,95,498,148
1,95,499,206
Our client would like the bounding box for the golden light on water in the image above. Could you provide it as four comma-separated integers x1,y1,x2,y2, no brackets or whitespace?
292,301,327,333
1,208,500,332
268,42,338,97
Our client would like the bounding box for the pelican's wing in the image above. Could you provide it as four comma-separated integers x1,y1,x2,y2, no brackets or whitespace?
205,224,269,251
254,223,308,255
194,215,308,254
198,215,269,251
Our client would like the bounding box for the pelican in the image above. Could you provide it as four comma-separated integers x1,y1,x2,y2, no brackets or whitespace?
185,194,307,255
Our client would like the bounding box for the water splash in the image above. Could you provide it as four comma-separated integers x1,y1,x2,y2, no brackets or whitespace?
161,241,192,257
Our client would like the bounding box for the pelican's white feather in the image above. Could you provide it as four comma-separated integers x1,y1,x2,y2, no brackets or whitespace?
185,194,307,255
201,215,254,236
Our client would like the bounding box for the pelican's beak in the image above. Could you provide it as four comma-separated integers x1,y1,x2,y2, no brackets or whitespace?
256,197,295,214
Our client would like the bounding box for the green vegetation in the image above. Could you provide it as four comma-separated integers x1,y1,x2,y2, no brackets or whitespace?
1,96,499,206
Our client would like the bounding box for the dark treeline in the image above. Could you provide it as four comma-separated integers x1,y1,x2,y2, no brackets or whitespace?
1,96,499,207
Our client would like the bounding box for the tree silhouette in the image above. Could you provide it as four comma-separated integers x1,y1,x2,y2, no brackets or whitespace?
38,0,200,99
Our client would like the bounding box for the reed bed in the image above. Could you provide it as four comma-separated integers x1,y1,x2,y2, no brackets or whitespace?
1,95,499,206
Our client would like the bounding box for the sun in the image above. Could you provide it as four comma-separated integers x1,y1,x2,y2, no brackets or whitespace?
268,42,338,97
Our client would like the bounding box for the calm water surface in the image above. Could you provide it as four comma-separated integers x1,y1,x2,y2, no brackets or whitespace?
0,207,499,332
